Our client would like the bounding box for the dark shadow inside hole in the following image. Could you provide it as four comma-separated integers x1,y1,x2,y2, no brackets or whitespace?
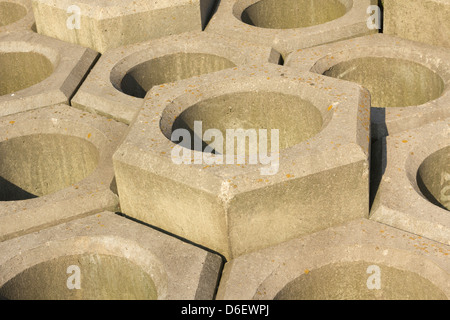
120,73,147,99
417,171,447,210
171,117,218,154
0,176,38,201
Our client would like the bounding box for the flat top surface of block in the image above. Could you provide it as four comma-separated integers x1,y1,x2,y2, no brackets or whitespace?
0,212,222,300
217,219,450,300
0,104,127,242
371,119,450,245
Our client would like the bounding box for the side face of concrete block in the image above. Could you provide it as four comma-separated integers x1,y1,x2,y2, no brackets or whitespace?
0,212,223,300
217,219,450,300
285,34,450,140
0,31,98,117
0,0,35,33
206,0,377,57
113,64,370,260
0,105,127,242
383,0,450,49
31,0,217,53
370,120,450,245
71,31,280,124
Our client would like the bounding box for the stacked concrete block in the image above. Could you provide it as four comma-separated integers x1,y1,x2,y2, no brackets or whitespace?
0,212,223,300
217,219,450,300
0,105,127,242
31,0,217,53
206,0,377,58
0,0,35,33
285,34,450,140
383,0,450,49
71,31,281,124
113,63,371,260
371,120,450,245
0,31,98,117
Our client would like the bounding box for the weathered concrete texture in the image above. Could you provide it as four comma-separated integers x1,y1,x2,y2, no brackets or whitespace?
0,212,223,300
370,119,450,246
383,0,450,49
72,31,281,124
217,219,450,300
0,31,98,117
31,0,217,53
206,0,377,58
285,34,450,140
0,105,127,242
113,64,371,260
0,0,35,33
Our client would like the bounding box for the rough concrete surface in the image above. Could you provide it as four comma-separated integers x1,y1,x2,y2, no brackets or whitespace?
71,31,281,124
0,212,223,300
0,30,98,117
383,0,450,49
31,0,217,53
113,63,371,260
0,0,35,33
285,34,450,141
370,119,450,245
206,0,377,58
217,219,450,300
0,105,127,242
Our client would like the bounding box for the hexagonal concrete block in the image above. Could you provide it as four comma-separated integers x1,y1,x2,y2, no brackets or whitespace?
217,219,450,300
0,31,98,118
205,0,377,58
383,0,450,49
285,34,450,140
0,105,127,242
0,212,223,300
31,0,217,53
370,119,450,246
72,31,281,124
113,64,371,260
0,0,35,33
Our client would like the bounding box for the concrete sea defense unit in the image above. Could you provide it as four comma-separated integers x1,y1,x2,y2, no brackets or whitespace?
113,63,371,260
0,105,127,242
285,34,450,140
371,119,450,245
71,31,281,124
0,212,223,300
0,0,35,33
217,219,450,300
0,30,98,117
31,0,217,53
206,0,377,58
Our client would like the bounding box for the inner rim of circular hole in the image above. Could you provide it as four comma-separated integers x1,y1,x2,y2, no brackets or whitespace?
240,0,348,29
115,52,236,99
322,57,445,108
168,91,324,155
0,134,99,201
0,51,54,96
0,2,27,27
273,261,446,300
417,146,450,211
0,253,158,300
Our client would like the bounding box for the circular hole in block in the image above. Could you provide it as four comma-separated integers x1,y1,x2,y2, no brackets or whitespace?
0,134,99,201
0,2,27,27
0,52,54,96
116,53,236,99
274,261,446,300
240,0,348,29
169,91,323,155
417,146,450,211
323,57,445,108
0,253,158,300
